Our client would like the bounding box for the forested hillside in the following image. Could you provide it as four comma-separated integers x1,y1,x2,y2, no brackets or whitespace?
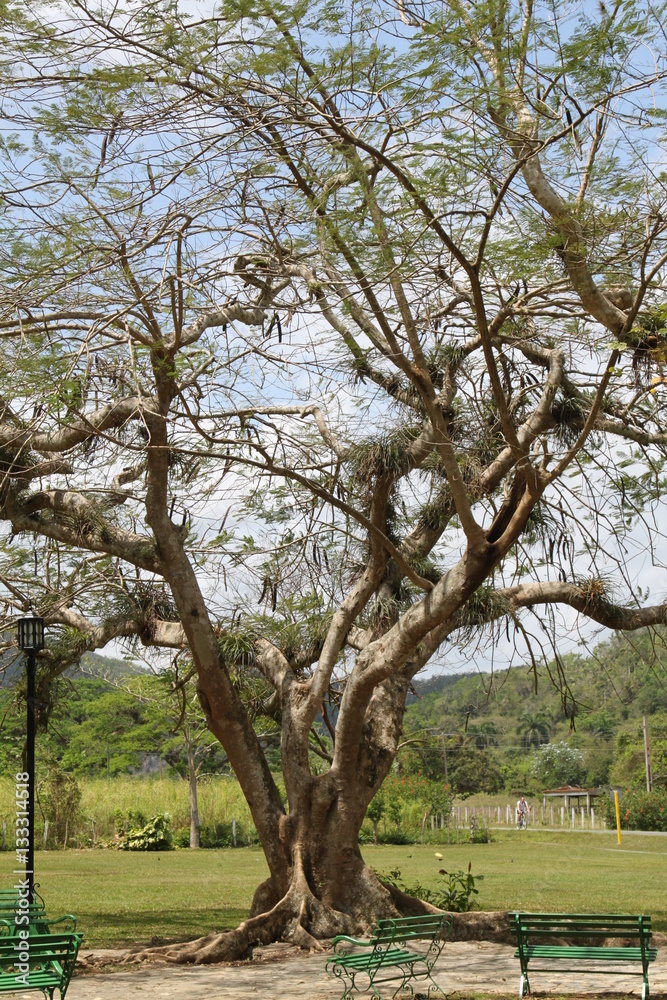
402,630,667,794
0,653,228,778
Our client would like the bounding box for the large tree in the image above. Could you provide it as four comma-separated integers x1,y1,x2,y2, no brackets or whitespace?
1,0,667,961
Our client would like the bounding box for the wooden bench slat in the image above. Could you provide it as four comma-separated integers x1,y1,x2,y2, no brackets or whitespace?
510,910,651,923
0,915,78,938
516,922,651,930
515,921,652,930
517,929,649,938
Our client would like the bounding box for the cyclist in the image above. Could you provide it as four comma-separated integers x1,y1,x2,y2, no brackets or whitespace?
516,796,530,829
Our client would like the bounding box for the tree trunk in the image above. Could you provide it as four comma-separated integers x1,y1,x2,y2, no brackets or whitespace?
187,744,200,849
129,787,435,965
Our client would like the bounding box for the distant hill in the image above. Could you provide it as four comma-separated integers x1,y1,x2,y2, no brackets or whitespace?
410,671,472,702
405,630,667,737
1,646,144,689
66,651,147,680
401,630,667,792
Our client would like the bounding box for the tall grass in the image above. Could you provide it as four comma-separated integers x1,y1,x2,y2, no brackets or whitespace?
0,776,603,851
0,774,255,847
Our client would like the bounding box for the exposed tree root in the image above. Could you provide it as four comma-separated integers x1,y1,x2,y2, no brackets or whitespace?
125,860,443,965
125,879,360,965
381,880,441,917
126,895,294,965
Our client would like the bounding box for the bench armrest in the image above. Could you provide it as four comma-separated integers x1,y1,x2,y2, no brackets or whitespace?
332,934,373,955
42,915,77,932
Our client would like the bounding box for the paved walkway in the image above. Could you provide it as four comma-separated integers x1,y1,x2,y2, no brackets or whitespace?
70,940,667,998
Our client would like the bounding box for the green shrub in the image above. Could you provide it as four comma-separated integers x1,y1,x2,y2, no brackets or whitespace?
114,808,146,835
118,812,173,850
433,863,483,911
200,821,234,847
377,830,414,845
602,789,667,832
379,861,483,912
172,828,190,848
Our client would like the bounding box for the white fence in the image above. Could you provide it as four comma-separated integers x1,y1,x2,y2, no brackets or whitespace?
445,803,606,830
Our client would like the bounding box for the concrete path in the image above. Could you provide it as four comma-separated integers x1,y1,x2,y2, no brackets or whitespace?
69,940,667,998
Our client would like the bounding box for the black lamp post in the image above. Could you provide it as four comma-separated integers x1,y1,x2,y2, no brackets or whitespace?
16,607,45,903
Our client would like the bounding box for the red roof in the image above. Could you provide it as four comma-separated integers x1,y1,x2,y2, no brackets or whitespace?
543,785,602,794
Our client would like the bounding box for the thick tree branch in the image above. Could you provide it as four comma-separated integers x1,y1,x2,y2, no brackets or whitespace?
0,396,154,454
502,581,667,631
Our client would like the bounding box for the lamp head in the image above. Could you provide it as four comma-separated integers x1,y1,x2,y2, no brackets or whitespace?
17,607,45,652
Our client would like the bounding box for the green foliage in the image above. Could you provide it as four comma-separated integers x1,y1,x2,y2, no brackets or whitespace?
531,742,585,788
380,860,483,912
217,626,256,667
434,864,483,911
517,711,551,749
611,712,667,789
349,426,421,499
366,795,385,824
361,774,456,843
117,812,173,851
602,789,667,832
402,629,667,795
0,666,228,780
365,793,385,844
114,807,147,834
447,746,505,796
173,820,258,849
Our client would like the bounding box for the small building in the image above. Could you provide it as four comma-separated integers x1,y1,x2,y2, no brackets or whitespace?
542,785,603,814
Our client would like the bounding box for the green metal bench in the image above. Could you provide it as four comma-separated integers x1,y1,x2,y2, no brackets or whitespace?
326,913,451,999
511,912,658,1000
0,891,76,935
0,890,43,910
0,896,45,930
0,929,83,1000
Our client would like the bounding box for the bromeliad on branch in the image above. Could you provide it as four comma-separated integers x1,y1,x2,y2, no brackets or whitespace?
0,0,666,964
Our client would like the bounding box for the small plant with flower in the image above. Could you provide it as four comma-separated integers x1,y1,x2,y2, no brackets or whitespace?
379,860,483,912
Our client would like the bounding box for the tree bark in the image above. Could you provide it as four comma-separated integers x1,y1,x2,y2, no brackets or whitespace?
130,781,434,965
186,744,200,850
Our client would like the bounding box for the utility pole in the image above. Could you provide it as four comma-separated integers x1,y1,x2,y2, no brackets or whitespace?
441,734,448,785
643,715,653,792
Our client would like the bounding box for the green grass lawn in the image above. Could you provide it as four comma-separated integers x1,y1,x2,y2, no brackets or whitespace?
0,830,664,948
